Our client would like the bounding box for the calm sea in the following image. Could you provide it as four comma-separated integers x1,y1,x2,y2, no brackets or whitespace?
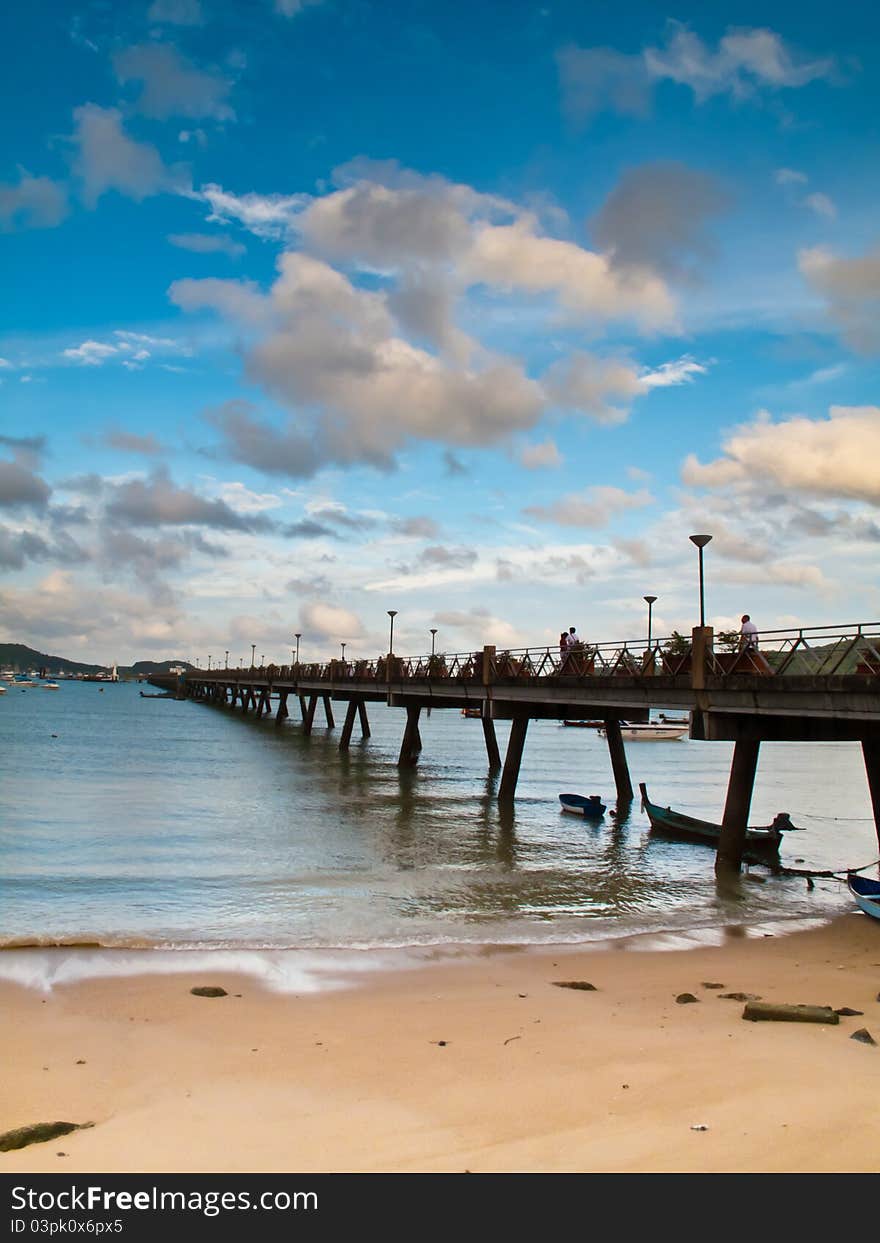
1,679,876,965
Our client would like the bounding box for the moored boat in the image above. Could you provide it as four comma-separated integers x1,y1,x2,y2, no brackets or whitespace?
600,723,688,741
562,720,604,728
639,783,800,856
848,874,880,921
461,707,482,718
559,793,607,818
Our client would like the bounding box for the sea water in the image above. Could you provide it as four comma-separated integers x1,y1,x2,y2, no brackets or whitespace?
0,680,876,963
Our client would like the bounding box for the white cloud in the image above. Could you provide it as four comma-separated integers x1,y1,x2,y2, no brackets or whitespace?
799,244,880,353
274,0,326,15
62,340,119,366
113,44,235,121
195,183,307,239
640,356,708,388
519,440,563,470
682,405,880,504
0,170,68,231
524,486,653,527
168,231,246,258
775,168,808,185
299,600,364,642
71,105,187,205
805,192,836,219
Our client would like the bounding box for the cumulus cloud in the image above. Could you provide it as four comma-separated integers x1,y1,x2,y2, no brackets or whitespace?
0,171,68,231
298,600,363,642
62,330,188,369
104,468,274,530
432,607,518,647
113,44,235,121
558,22,835,123
519,440,562,469
71,105,188,205
799,245,880,353
682,406,880,504
104,428,165,455
168,231,246,257
590,162,729,281
775,168,808,185
391,515,441,539
543,352,647,424
524,485,652,527
0,461,52,510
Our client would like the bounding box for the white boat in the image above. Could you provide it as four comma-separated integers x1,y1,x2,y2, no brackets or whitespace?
42,682,60,690
0,686,6,694
599,723,688,741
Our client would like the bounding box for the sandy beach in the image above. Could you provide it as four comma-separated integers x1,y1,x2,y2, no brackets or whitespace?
2,915,880,1174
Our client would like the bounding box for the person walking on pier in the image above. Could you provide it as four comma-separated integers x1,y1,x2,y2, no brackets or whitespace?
739,615,759,652
565,626,583,651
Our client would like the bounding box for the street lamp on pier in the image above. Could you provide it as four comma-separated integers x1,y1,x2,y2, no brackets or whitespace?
225,651,229,669
294,633,301,665
689,535,713,628
387,610,398,656
207,655,211,671
643,596,657,649
430,628,438,656
340,642,346,661
250,644,256,670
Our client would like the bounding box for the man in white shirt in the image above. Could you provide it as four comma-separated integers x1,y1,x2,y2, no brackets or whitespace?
565,626,582,650
739,615,759,651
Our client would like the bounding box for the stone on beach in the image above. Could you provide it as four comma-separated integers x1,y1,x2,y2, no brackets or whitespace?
850,1028,876,1045
552,981,597,991
190,986,228,998
676,993,699,1004
742,1001,838,1024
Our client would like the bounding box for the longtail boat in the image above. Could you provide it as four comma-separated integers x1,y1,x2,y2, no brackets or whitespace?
848,874,880,921
639,783,801,857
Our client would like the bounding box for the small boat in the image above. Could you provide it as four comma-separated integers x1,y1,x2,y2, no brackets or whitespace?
0,686,6,694
461,707,482,718
600,723,688,741
559,793,607,818
562,720,604,728
639,783,800,856
42,682,60,690
658,713,689,725
848,874,880,921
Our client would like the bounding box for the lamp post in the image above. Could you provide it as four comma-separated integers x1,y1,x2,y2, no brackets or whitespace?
207,655,211,671
430,628,437,657
689,535,713,628
340,642,346,665
250,644,255,670
643,596,657,649
294,633,301,665
387,610,397,656
225,650,229,669
260,654,264,669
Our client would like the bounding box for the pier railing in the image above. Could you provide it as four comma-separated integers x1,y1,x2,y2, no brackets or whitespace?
190,621,880,685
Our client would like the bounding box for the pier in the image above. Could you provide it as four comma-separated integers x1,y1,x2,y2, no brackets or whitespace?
150,621,880,874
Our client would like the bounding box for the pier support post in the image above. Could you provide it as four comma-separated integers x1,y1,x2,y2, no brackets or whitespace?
298,695,308,720
398,705,422,766
482,717,501,771
499,714,529,803
357,700,371,738
862,734,880,851
275,691,289,725
716,735,761,874
339,700,357,751
322,695,335,728
302,695,318,736
603,717,633,803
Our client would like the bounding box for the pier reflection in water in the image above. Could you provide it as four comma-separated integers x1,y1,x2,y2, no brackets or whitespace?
0,681,875,949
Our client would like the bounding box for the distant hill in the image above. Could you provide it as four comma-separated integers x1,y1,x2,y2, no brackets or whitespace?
0,643,106,675
0,644,196,676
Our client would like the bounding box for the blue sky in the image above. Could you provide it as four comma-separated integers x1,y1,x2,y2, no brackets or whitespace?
2,0,879,664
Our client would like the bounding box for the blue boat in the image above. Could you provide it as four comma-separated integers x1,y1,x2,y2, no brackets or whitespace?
848,874,880,921
559,793,606,818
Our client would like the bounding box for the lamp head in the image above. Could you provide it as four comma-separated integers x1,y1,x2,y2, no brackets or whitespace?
643,595,657,605
387,609,398,619
689,534,712,549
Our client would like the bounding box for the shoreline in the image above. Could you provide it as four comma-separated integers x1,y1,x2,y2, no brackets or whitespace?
3,913,880,1173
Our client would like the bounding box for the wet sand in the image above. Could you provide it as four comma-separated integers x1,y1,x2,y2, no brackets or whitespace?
3,915,880,1173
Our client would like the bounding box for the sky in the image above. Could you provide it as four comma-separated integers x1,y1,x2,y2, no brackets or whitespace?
2,0,879,665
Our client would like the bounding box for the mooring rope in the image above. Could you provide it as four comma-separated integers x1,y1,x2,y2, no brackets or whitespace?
770,856,880,882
